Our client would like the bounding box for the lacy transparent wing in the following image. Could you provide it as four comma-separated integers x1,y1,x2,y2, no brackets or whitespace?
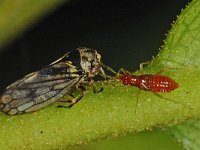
0,62,82,115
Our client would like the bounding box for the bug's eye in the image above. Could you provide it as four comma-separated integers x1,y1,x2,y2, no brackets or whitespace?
90,61,102,75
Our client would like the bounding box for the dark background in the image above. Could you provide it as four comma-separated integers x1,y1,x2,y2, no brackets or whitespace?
0,0,191,91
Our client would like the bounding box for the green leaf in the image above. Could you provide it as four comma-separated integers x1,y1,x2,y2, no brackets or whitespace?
167,119,200,150
153,0,200,68
67,131,184,150
0,0,66,51
1,0,200,149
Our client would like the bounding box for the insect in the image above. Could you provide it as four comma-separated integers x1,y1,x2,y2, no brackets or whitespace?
101,63,188,108
0,47,105,115
115,68,190,108
118,72,179,92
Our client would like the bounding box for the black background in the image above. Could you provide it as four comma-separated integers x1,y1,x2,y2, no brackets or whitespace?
0,0,191,91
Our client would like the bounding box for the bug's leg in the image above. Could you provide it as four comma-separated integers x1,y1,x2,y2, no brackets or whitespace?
156,68,173,75
92,83,103,93
82,78,103,93
58,94,74,102
57,94,75,108
57,84,87,108
99,73,113,79
68,85,86,108
156,67,181,75
140,83,149,91
101,63,129,76
100,63,118,75
99,63,119,82
139,61,152,71
97,62,117,81
135,89,141,113
117,68,130,74
139,60,179,74
88,79,103,94
153,92,192,109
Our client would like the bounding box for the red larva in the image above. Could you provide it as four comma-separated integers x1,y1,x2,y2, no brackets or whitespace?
118,73,179,92
102,65,189,108
117,72,186,108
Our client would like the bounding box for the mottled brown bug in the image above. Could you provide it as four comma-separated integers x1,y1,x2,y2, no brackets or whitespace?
0,47,105,115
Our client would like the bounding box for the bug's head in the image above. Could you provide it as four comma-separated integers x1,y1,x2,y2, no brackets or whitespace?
77,47,105,77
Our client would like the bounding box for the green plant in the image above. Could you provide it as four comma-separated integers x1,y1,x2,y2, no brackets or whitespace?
0,0,200,149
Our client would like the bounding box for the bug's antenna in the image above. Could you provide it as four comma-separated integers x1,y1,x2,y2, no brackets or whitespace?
100,62,118,75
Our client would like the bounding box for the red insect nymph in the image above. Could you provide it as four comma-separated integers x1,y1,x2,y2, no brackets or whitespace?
118,73,179,92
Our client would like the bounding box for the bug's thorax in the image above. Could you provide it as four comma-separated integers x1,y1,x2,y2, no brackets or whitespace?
119,73,139,86
78,47,104,78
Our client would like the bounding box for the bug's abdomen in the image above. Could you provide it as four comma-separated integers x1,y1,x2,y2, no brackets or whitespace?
139,75,179,92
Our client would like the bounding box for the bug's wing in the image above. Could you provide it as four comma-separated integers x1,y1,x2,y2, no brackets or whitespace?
0,62,81,115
